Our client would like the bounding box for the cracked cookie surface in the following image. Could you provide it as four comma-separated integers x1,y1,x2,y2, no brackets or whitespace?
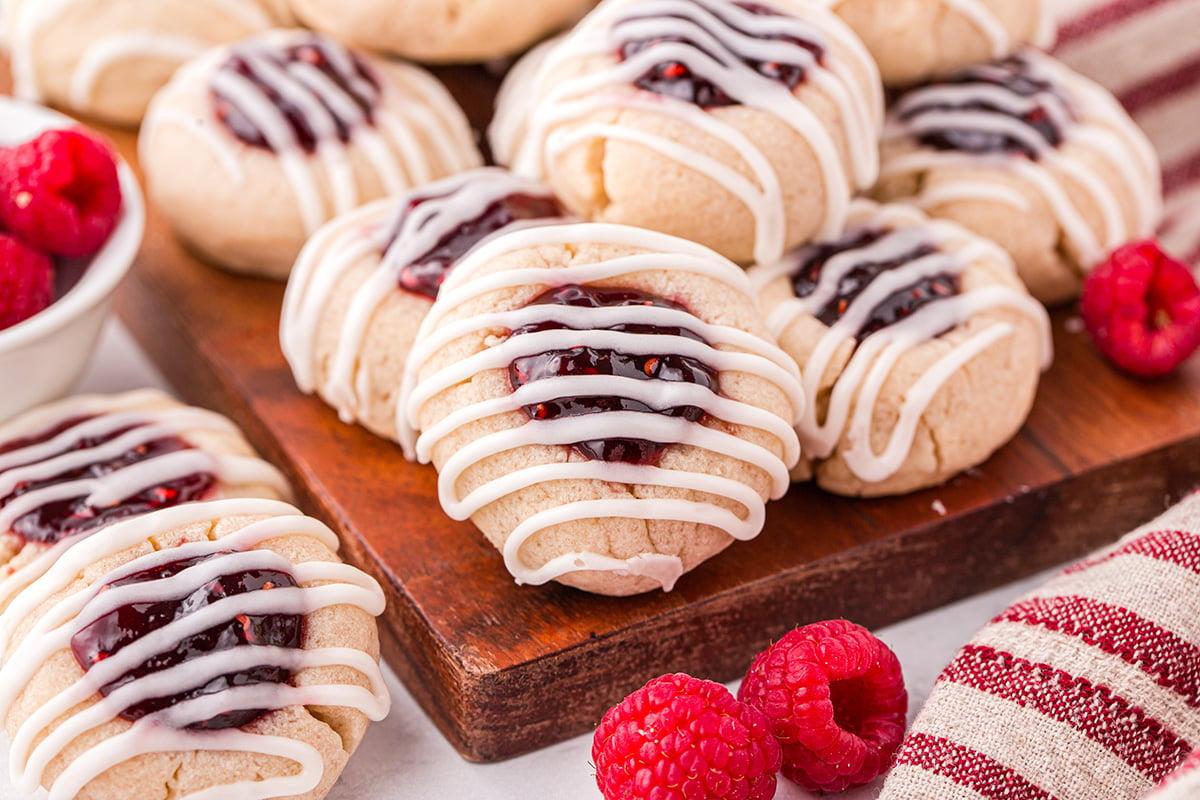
0,499,389,800
404,222,804,595
750,201,1051,497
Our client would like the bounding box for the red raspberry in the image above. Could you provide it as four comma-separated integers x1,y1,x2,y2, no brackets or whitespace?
738,620,907,793
0,233,55,331
0,127,123,258
593,673,783,800
1080,239,1200,378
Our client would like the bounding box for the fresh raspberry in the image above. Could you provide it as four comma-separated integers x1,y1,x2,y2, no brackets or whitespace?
1080,239,1200,378
0,127,123,258
0,233,55,331
593,673,783,800
738,620,907,793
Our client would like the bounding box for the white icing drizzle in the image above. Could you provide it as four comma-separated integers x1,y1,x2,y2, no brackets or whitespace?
403,222,804,590
881,50,1161,272
825,0,1057,55
8,0,275,110
0,391,290,544
752,201,1052,485
821,0,1011,57
0,499,389,800
69,31,207,109
280,168,567,459
140,29,481,236
938,0,1010,54
1032,3,1057,49
493,0,881,266
912,180,1031,213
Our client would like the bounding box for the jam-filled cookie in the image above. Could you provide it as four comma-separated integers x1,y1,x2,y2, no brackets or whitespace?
403,222,804,596
281,167,570,455
0,390,290,606
140,29,482,280
874,50,1161,305
750,201,1051,497
0,498,389,800
819,0,1053,87
287,0,597,64
490,0,883,266
4,0,291,128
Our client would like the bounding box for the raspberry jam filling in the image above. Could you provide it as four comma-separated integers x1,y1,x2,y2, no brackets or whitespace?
0,417,217,545
615,1,823,108
0,416,90,457
791,228,960,340
388,192,565,300
507,285,719,465
70,552,302,731
899,55,1068,159
213,39,380,153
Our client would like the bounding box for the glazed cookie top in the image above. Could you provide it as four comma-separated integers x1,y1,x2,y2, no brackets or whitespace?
281,167,569,456
403,222,804,590
0,390,289,558
881,50,1162,271
286,0,595,63
5,0,283,111
751,201,1052,484
141,28,481,236
818,0,1055,81
821,0,1034,53
492,0,883,266
0,498,390,800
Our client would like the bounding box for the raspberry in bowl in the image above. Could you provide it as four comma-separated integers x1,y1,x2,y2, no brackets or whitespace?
0,97,144,422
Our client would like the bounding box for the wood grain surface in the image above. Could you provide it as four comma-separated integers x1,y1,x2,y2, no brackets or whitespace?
12,62,1200,762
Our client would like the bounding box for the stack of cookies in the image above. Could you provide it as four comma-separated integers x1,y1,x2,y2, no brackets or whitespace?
259,0,1158,596
5,0,1163,598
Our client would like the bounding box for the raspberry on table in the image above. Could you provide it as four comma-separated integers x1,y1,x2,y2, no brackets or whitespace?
592,672,783,800
738,619,907,793
1079,239,1200,378
0,233,55,331
0,127,123,259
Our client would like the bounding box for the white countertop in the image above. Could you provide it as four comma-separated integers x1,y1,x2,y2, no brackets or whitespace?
3,319,1060,800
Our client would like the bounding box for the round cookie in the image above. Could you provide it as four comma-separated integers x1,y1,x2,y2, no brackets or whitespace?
4,0,290,128
140,29,483,280
0,498,389,800
403,222,804,596
750,201,1052,497
281,167,570,456
819,0,1053,87
287,0,597,63
490,0,883,266
874,49,1162,306
0,389,291,608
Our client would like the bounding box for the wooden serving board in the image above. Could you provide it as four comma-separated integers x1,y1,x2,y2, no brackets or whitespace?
13,64,1200,763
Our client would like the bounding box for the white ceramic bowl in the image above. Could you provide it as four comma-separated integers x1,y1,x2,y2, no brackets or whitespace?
0,97,145,422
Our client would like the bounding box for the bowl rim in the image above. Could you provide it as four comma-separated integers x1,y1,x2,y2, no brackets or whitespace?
0,97,145,351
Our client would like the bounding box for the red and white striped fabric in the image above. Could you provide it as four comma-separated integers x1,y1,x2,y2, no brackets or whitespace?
1051,0,1200,266
878,491,1200,800
1144,749,1200,799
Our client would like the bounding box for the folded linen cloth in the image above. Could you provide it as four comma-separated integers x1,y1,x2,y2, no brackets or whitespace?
1051,0,1200,266
879,491,1200,799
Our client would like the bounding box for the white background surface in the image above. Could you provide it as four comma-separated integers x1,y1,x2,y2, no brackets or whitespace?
0,319,1062,799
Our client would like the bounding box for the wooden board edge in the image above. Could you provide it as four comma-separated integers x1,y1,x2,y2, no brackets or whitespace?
117,253,1200,762
367,435,1200,761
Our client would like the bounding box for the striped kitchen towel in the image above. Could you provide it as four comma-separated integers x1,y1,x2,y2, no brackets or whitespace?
1051,0,1200,266
878,491,1200,799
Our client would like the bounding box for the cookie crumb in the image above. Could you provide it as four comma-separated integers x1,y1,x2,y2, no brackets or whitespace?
931,499,947,516
1063,316,1085,334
